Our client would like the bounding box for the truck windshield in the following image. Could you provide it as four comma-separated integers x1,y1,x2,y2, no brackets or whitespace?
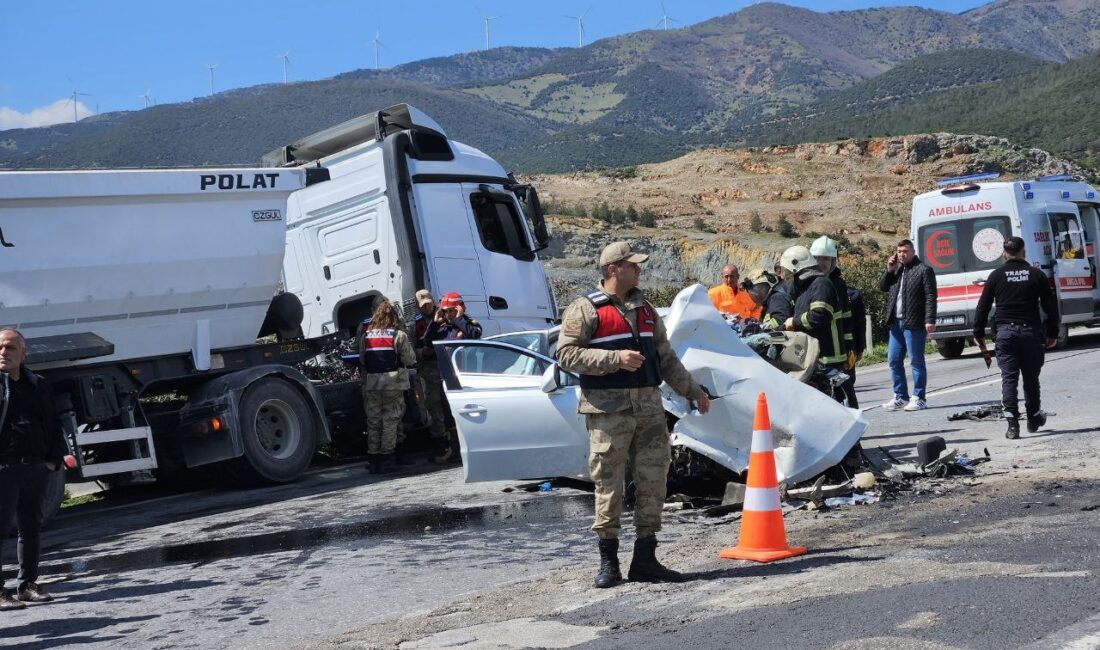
918,215,1011,274
470,192,535,262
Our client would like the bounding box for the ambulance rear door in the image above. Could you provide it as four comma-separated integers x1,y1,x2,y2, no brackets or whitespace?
1046,204,1093,323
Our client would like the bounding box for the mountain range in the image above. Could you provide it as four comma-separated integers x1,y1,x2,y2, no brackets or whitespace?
2,0,1099,173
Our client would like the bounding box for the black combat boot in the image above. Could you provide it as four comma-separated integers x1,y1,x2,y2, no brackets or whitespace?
1026,411,1047,433
594,538,622,588
376,454,396,474
1005,416,1020,440
393,449,415,466
628,536,685,583
367,455,382,473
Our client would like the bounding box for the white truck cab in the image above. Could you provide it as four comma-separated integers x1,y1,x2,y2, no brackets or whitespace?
911,173,1100,357
265,104,557,338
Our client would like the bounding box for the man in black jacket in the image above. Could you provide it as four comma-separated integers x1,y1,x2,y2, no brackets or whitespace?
973,237,1058,439
0,328,66,610
880,240,938,411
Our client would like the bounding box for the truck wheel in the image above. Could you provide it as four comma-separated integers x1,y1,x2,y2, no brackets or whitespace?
935,338,965,359
230,378,317,484
1055,324,1070,350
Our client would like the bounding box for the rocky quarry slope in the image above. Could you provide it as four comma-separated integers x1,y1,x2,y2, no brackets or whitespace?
529,133,1091,303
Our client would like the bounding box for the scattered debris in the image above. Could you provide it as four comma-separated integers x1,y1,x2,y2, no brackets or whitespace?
853,472,876,490
917,436,947,466
721,482,746,507
1082,504,1100,512
824,493,878,507
948,404,1004,422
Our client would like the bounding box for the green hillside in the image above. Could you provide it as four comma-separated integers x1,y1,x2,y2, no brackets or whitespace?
4,0,1100,172
9,78,554,169
744,51,1100,169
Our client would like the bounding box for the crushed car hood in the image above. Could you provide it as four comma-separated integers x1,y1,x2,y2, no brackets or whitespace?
659,284,868,483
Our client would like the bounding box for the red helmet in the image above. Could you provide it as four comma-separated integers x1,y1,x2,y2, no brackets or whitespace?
439,292,464,309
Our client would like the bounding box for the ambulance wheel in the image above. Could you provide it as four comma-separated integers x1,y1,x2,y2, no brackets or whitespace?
227,378,317,484
1054,324,1069,350
935,338,964,359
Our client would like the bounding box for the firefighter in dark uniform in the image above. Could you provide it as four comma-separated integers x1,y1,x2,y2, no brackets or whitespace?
973,236,1059,439
557,242,710,588
781,245,846,375
761,269,795,332
810,236,855,364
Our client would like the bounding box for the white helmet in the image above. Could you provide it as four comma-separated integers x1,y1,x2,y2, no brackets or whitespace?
809,235,838,258
780,245,814,274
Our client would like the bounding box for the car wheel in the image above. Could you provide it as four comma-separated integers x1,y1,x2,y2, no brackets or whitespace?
935,338,965,359
1054,324,1070,350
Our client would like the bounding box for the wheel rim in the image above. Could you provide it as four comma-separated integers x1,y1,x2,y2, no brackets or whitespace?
253,399,301,461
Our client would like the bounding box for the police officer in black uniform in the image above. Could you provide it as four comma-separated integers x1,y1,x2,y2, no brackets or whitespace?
972,236,1059,439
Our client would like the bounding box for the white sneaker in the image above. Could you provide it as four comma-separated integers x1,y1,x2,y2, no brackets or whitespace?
883,397,907,411
904,397,927,411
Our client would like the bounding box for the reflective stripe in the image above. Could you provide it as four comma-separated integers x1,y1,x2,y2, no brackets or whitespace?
749,428,773,453
744,486,782,512
589,332,634,345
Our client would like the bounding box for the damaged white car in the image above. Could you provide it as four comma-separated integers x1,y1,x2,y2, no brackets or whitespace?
433,285,868,486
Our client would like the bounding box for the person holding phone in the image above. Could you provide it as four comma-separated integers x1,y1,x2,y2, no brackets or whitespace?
880,240,938,412
421,292,482,462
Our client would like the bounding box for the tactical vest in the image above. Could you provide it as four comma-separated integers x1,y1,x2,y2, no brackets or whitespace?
578,291,662,390
361,328,399,374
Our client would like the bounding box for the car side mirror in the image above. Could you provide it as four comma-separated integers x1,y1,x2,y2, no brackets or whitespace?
540,363,562,393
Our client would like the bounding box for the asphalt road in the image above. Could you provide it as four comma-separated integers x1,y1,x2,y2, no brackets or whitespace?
3,330,1100,649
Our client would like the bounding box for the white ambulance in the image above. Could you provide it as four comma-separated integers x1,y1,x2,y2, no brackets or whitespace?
910,173,1100,358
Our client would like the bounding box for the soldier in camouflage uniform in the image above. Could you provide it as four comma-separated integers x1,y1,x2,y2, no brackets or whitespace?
557,241,711,588
420,291,482,463
360,300,417,474
412,290,448,458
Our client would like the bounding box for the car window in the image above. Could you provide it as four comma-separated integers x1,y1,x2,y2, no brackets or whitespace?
452,346,548,376
490,332,546,356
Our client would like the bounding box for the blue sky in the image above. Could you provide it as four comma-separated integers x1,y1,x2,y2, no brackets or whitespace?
1,0,988,130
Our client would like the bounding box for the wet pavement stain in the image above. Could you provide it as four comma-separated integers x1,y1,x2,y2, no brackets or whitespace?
40,493,593,577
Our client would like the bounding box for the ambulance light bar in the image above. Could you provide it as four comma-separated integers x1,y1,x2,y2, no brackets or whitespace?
1036,173,1072,182
1062,191,1071,199
935,172,1001,186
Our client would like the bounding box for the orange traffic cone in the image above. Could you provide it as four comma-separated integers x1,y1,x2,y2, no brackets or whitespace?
719,392,807,563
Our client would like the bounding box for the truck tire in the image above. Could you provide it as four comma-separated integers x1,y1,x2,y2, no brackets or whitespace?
228,378,317,484
1055,324,1070,350
935,338,965,359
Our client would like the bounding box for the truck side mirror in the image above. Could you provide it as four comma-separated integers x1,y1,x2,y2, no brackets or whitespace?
521,186,551,252
540,363,562,393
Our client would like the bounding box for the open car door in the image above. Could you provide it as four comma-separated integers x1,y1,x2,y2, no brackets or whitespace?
433,340,590,483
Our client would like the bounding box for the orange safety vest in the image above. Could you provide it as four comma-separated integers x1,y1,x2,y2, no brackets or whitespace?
708,284,762,320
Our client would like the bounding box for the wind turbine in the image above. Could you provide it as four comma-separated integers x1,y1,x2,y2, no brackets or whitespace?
656,2,678,30
278,51,291,84
564,7,591,47
139,89,154,108
476,8,501,50
369,29,386,69
205,64,218,96
69,89,91,123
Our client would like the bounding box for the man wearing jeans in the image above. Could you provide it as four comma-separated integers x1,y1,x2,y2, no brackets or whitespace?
880,240,938,411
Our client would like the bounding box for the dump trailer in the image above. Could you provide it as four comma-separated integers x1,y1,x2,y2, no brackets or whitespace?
0,103,557,517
